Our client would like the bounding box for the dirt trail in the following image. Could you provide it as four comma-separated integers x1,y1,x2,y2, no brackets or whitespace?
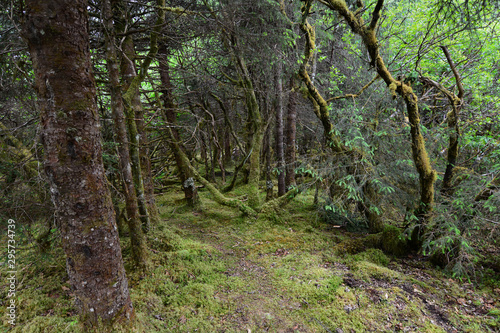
176,221,307,332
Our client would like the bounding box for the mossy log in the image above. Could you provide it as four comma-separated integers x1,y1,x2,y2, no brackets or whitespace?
167,127,258,217
333,225,409,257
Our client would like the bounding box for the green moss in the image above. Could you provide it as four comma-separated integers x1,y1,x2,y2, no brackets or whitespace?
333,233,381,255
352,261,401,281
381,225,409,256
5,187,499,332
353,248,390,267
246,184,262,210
12,316,84,333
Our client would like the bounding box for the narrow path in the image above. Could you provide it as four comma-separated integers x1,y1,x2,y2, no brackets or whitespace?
174,219,307,332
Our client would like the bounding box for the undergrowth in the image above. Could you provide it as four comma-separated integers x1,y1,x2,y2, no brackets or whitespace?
1,187,499,332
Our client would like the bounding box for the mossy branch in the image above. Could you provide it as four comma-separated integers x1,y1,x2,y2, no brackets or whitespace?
166,126,257,217
369,0,384,30
221,71,243,86
278,0,295,25
319,0,436,218
260,187,301,215
326,75,380,102
299,2,344,153
161,6,200,16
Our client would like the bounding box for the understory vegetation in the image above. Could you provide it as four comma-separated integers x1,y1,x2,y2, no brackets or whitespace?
2,188,500,332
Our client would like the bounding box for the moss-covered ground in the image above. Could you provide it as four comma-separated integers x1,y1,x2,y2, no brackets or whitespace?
1,187,500,332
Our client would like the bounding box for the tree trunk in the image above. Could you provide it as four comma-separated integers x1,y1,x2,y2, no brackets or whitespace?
233,41,264,209
158,45,200,207
320,0,437,212
285,76,297,189
111,0,165,230
137,107,159,223
103,0,148,270
111,0,150,231
276,61,286,196
22,0,133,327
315,0,437,238
200,123,211,181
224,125,232,167
208,116,217,182
265,119,274,201
299,1,384,233
439,45,464,195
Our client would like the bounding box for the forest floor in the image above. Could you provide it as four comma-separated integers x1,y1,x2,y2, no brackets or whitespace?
1,186,500,332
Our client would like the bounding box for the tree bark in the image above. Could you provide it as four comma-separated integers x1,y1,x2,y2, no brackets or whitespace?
285,76,297,189
231,38,265,209
439,45,464,195
158,44,200,207
103,0,148,270
111,0,150,231
276,61,286,196
112,0,165,229
224,125,232,166
265,118,274,201
22,0,133,327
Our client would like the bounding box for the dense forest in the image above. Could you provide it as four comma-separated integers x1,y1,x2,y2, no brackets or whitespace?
1,0,499,331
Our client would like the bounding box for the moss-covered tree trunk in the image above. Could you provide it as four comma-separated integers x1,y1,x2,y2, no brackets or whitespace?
319,0,437,242
439,45,464,195
158,44,200,207
104,0,148,270
22,0,134,327
299,0,384,233
227,34,265,209
276,60,286,196
111,0,164,229
285,76,297,189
